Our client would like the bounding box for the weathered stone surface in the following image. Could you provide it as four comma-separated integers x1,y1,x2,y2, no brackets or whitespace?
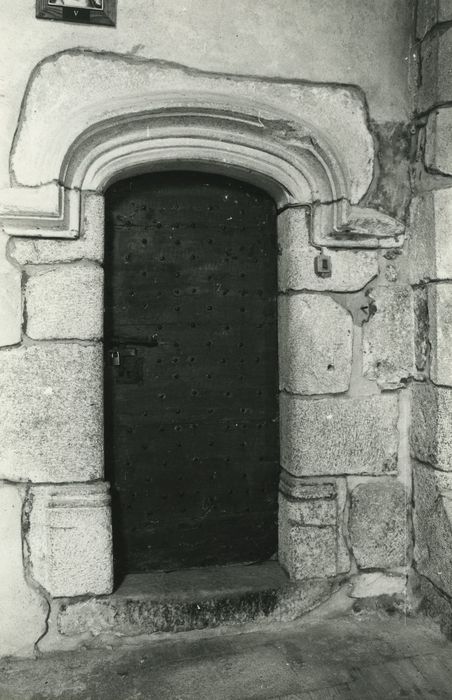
365,122,411,227
277,209,378,292
350,572,407,598
57,592,286,638
413,461,452,596
362,285,416,387
0,183,60,217
11,52,373,203
279,492,337,528
0,265,22,346
279,500,337,581
408,189,452,283
279,472,337,501
280,394,399,477
9,193,104,265
414,571,452,639
349,480,407,569
278,293,352,395
417,0,452,38
411,382,452,470
426,108,452,175
28,484,113,597
279,479,349,581
40,575,335,653
335,478,350,575
0,344,103,482
279,473,349,577
26,263,103,340
280,526,337,580
45,569,333,649
0,232,22,347
418,28,452,112
428,283,452,386
414,287,429,372
0,484,48,657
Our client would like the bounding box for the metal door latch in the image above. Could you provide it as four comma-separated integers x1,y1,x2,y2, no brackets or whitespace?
109,347,138,366
109,349,121,366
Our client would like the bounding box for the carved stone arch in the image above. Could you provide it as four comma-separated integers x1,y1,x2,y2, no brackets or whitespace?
0,50,406,618
0,50,403,247
63,111,320,203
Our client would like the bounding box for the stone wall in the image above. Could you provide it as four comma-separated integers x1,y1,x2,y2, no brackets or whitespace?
0,2,416,657
0,196,113,656
410,0,452,630
1,184,414,656
277,207,411,593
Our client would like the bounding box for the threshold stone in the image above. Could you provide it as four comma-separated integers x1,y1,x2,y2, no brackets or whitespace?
55,562,330,639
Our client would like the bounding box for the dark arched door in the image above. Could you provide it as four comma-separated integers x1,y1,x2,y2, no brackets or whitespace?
104,172,279,577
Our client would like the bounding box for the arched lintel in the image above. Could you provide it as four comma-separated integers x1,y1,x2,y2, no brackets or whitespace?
61,107,343,206
0,105,347,241
0,52,405,248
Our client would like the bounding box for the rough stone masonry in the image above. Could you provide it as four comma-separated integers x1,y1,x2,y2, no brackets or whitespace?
1,0,452,658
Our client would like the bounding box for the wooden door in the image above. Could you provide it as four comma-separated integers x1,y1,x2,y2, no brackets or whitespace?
104,172,279,576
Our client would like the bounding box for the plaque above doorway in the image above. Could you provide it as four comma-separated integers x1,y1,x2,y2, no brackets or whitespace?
36,0,117,26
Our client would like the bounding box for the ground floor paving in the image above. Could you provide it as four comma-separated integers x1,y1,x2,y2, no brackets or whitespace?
1,611,452,699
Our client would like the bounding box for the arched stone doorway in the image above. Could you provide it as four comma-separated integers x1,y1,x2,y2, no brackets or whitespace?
0,50,406,651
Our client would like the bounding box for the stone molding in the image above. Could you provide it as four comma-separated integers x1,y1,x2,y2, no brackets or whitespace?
28,482,113,598
0,50,403,248
278,471,349,580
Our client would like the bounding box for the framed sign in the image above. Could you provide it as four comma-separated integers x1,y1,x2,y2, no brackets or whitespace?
36,0,117,26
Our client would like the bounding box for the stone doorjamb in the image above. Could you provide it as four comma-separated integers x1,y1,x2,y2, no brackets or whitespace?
0,51,405,601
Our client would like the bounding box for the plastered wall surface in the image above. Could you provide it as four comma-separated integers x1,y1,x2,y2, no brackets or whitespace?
0,0,413,189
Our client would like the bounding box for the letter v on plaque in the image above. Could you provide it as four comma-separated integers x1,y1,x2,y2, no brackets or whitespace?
36,0,117,26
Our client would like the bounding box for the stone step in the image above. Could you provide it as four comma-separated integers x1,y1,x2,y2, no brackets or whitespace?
42,562,338,652
57,562,293,639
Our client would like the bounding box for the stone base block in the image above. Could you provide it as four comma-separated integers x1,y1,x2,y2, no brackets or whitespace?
28,483,113,598
349,479,407,569
279,521,337,580
278,474,349,581
413,462,452,597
